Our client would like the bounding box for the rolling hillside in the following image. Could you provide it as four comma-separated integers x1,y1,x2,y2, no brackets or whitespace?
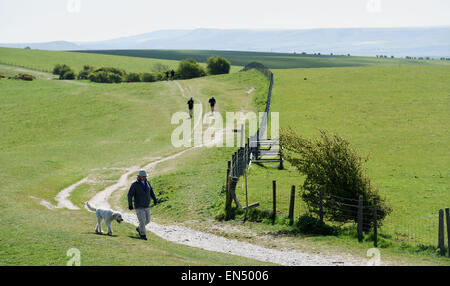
75,49,450,69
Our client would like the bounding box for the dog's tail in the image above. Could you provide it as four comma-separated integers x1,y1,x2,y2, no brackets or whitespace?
85,201,97,212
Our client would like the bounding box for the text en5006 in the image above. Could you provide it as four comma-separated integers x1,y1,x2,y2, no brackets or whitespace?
225,271,269,281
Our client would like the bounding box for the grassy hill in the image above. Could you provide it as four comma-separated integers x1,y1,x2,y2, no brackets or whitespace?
2,46,449,265
236,65,450,254
137,64,450,264
75,49,450,69
0,47,242,74
0,63,270,265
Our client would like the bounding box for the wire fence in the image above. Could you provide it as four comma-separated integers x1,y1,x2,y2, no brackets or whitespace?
223,63,450,256
240,182,448,252
0,60,52,73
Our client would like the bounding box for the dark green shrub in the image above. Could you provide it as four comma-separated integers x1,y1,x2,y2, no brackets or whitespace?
94,67,125,76
296,214,337,235
246,208,273,222
77,65,95,80
53,64,75,80
108,72,122,83
62,70,75,80
125,72,141,82
176,59,206,79
207,56,231,75
141,72,156,82
280,128,391,231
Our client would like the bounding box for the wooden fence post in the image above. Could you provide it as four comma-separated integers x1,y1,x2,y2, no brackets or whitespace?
446,208,450,258
357,195,363,242
438,209,445,256
225,161,232,220
244,168,248,221
319,189,324,223
373,198,378,248
272,180,276,224
289,185,295,225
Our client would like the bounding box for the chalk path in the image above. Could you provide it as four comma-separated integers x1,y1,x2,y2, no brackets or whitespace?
45,82,368,265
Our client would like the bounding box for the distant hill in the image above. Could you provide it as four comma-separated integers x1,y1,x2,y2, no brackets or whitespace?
1,27,449,57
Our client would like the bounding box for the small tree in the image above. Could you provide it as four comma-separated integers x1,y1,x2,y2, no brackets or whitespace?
280,127,391,231
53,64,75,80
206,56,231,75
176,59,206,79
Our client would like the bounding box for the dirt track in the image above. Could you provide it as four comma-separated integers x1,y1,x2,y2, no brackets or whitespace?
49,81,369,265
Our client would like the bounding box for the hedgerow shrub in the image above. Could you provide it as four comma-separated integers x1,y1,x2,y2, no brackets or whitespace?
125,72,141,82
207,56,231,75
53,64,76,80
176,59,206,79
280,128,391,232
88,71,122,83
77,65,95,80
141,72,156,82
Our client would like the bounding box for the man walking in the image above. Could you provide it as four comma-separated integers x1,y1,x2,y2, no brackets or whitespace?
128,169,158,240
208,96,216,115
187,97,194,119
170,69,175,80
165,71,170,81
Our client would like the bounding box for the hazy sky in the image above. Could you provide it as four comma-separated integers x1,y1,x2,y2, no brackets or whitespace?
0,0,449,43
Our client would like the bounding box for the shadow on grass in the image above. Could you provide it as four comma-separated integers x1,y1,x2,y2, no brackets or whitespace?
81,232,119,237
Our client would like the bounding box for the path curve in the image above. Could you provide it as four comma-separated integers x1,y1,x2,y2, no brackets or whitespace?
49,84,367,266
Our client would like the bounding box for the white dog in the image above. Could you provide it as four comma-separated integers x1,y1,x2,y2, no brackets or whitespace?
85,202,124,236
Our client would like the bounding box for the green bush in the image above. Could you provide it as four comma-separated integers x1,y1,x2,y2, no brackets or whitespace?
108,72,122,83
207,56,231,75
88,71,119,83
61,70,75,80
53,64,75,80
280,128,391,231
154,72,166,81
125,72,141,82
77,65,95,80
296,214,337,235
141,72,156,82
94,67,125,76
176,59,206,79
246,208,273,222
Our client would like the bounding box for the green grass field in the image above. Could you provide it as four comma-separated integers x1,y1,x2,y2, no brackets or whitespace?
0,63,271,266
0,47,242,74
1,46,449,265
75,49,450,69
235,65,450,248
137,65,450,264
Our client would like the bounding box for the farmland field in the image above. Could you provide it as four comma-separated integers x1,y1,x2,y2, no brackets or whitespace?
76,49,450,69
0,47,242,74
0,62,270,265
1,46,449,265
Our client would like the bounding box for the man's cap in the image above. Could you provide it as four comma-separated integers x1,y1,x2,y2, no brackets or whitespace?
138,170,148,177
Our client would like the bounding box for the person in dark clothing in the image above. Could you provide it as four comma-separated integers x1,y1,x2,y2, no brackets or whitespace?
187,97,194,119
128,169,157,240
170,69,175,80
208,96,216,114
165,71,170,81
